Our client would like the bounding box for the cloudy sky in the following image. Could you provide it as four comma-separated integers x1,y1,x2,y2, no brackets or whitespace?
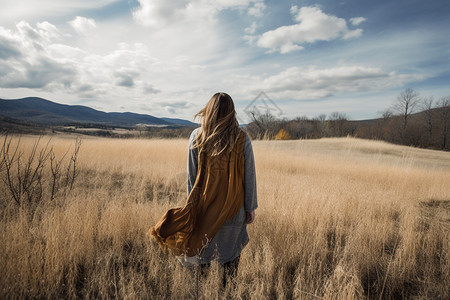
0,0,449,122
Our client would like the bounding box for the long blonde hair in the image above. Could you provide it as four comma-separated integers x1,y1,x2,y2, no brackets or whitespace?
194,92,241,156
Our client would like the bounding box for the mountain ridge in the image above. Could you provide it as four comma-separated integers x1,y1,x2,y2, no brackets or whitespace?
0,97,196,127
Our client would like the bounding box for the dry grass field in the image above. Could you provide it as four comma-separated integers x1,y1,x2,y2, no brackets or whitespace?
1,134,449,299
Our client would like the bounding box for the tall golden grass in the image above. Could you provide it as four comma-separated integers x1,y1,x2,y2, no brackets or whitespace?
1,135,449,299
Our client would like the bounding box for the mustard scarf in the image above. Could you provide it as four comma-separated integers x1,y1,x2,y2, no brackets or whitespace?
150,130,246,257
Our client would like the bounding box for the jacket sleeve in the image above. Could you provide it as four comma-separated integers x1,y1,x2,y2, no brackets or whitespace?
187,128,199,196
244,132,258,212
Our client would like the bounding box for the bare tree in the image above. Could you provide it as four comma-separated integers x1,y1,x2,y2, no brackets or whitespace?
392,88,421,141
327,112,348,136
317,114,327,122
436,96,450,149
369,109,394,141
381,109,393,120
315,114,327,137
421,97,434,145
246,111,279,139
287,117,313,139
393,88,420,124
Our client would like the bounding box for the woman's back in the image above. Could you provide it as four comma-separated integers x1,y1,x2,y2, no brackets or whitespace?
150,92,257,268
187,127,257,263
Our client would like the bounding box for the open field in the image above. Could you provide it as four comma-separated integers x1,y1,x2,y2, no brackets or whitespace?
1,135,449,299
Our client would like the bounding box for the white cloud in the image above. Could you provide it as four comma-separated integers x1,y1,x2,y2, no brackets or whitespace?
257,6,363,53
248,2,266,17
114,69,139,87
68,16,97,35
0,21,161,99
350,17,366,26
242,34,258,45
0,0,120,23
342,28,363,39
133,0,265,27
132,0,190,27
225,65,426,100
0,21,74,89
36,22,61,40
279,44,304,54
263,66,386,94
143,83,160,94
0,1,444,121
244,22,258,34
290,5,300,15
0,28,22,59
74,42,160,96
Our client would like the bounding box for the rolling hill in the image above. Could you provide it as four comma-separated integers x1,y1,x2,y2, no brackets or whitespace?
160,117,198,126
0,97,195,127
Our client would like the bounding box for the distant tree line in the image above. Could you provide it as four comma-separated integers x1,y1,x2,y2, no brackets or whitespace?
135,125,195,139
56,125,195,139
244,88,450,151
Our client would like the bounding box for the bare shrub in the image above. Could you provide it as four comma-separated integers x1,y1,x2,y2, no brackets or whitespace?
0,135,81,214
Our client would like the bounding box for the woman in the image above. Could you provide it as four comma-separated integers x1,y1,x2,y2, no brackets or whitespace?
150,92,257,284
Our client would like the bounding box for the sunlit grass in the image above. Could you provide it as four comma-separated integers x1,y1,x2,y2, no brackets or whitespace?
1,135,449,299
